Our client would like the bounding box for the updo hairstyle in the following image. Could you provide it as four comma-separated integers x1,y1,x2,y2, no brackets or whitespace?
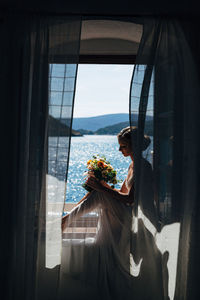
117,126,151,151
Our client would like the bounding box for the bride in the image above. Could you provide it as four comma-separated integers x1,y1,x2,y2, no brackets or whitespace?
60,126,161,300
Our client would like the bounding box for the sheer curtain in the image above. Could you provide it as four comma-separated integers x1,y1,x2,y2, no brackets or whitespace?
45,18,81,269
130,18,200,299
36,17,82,300
0,15,81,300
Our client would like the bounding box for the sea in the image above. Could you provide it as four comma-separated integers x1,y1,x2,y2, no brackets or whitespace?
65,135,153,203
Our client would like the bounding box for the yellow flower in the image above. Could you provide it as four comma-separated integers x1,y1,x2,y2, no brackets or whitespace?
87,160,92,165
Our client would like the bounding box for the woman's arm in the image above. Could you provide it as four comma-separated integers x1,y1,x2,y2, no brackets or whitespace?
119,179,129,194
86,177,134,205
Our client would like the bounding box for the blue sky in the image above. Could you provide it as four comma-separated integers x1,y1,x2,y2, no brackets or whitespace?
73,64,134,118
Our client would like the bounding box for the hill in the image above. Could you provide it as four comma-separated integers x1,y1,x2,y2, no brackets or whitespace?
72,113,130,131
79,119,153,136
48,115,82,136
60,113,153,132
95,121,131,135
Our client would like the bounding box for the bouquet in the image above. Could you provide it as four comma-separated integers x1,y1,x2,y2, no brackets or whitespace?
82,155,121,192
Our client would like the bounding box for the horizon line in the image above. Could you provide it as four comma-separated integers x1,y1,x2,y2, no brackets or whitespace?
72,112,153,119
73,112,129,119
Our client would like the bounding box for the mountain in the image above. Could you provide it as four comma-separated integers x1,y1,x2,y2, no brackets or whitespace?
70,113,153,131
72,113,130,131
79,119,153,136
48,115,82,136
95,121,131,135
77,129,94,135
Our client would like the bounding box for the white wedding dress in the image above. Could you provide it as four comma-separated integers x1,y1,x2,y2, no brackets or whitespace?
58,159,164,300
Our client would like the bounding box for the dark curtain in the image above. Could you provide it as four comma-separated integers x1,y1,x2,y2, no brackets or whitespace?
0,16,49,300
130,18,200,299
0,15,81,300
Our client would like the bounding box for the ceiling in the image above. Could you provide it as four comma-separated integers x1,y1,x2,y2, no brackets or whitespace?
0,0,200,16
48,19,143,63
80,20,143,55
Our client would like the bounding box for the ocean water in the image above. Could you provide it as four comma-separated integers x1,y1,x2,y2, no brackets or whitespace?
66,135,153,203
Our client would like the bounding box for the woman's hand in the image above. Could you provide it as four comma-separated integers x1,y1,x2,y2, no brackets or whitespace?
100,181,112,189
85,176,105,192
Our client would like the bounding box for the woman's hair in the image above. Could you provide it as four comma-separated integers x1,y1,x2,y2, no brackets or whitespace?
117,126,151,151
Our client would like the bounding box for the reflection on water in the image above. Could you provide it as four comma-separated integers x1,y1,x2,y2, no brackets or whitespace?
67,135,130,203
67,135,153,203
48,135,153,203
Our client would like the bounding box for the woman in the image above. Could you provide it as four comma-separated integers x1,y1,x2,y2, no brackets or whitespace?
60,126,161,300
62,126,152,227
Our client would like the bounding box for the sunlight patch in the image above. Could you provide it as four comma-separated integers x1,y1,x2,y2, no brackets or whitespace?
130,254,143,277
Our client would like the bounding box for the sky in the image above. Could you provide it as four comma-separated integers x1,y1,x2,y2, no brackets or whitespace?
73,64,134,118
